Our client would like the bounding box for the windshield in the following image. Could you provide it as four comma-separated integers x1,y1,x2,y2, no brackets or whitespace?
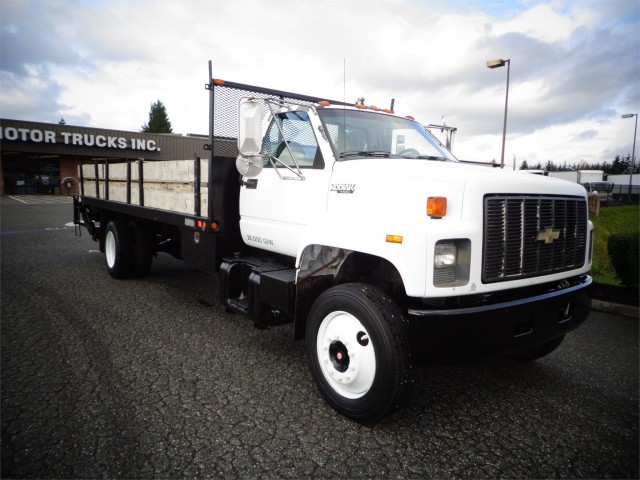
318,109,458,162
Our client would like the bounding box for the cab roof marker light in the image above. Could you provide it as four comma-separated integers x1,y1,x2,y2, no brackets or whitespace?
355,104,366,109
405,115,415,120
427,197,447,218
213,78,225,86
318,101,330,107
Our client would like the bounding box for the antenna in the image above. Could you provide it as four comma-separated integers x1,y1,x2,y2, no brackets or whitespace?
342,59,346,153
343,58,346,104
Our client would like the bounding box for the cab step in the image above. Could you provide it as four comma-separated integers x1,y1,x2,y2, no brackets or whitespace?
220,256,296,328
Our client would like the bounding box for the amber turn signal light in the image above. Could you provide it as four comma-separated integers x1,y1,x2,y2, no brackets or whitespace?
427,197,447,217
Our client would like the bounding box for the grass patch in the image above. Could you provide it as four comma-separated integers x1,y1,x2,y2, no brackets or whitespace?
590,205,639,285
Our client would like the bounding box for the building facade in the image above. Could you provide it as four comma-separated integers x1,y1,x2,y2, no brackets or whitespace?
0,119,208,196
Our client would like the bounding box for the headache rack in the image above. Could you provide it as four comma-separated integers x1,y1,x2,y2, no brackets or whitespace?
205,61,351,146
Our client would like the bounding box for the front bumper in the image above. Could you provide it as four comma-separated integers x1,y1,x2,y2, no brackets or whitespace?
407,275,592,360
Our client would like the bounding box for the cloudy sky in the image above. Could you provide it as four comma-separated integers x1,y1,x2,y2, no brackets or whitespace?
1,0,638,166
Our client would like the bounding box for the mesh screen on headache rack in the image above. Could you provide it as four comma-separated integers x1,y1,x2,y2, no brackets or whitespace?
211,80,349,139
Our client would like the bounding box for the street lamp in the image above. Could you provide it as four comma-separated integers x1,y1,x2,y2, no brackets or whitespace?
487,58,511,169
621,113,637,202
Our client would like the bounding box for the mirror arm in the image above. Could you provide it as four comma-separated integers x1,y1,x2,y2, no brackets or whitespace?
266,102,305,180
267,155,305,181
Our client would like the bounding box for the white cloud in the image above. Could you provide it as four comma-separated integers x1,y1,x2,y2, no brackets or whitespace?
492,3,595,43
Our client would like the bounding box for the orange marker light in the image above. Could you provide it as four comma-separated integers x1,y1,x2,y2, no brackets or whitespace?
211,221,219,231
318,101,330,107
386,235,403,244
355,104,366,109
427,197,447,217
405,115,415,120
213,79,225,86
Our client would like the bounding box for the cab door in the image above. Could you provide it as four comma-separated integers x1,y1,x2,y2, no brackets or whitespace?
239,109,330,258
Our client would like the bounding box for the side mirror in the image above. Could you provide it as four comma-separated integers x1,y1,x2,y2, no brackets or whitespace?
235,154,263,178
238,98,262,156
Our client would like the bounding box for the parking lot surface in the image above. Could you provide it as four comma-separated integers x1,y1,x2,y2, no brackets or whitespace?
1,196,638,478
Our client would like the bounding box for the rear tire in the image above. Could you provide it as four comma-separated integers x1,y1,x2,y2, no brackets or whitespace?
306,283,411,423
104,220,133,279
127,220,154,278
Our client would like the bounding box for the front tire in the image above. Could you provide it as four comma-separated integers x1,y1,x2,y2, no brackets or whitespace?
306,283,411,423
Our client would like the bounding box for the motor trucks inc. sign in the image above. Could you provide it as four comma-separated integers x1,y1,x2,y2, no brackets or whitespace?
0,125,160,152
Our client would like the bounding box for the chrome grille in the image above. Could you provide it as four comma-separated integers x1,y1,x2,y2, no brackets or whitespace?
483,195,587,283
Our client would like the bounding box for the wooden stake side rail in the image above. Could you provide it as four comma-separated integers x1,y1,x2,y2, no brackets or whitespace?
80,159,208,216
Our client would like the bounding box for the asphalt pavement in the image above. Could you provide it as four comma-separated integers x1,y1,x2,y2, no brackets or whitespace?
1,195,638,479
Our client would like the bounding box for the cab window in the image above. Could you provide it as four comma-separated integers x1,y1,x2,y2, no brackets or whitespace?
263,111,324,168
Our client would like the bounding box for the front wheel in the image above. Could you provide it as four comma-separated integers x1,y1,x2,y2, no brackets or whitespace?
306,283,411,423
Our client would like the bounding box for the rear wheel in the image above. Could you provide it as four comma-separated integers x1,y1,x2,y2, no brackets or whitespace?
306,283,411,423
127,220,154,278
104,220,133,279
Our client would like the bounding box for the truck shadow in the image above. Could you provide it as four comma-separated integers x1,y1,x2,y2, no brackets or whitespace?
117,255,582,431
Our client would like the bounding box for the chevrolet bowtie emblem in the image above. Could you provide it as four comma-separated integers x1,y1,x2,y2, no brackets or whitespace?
537,227,560,244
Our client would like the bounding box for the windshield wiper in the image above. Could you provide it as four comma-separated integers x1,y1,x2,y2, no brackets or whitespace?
339,150,393,158
416,155,449,161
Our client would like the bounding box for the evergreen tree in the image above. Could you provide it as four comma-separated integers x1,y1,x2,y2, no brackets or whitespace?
141,100,173,133
610,155,625,174
519,160,529,170
622,154,633,174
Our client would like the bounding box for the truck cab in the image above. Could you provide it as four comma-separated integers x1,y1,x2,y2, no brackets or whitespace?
239,103,457,259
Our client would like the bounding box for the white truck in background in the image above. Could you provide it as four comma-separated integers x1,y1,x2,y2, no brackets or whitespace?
73,62,593,422
548,170,610,203
548,170,604,184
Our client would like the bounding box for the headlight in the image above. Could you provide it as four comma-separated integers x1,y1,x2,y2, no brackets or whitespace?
434,239,471,287
434,242,457,268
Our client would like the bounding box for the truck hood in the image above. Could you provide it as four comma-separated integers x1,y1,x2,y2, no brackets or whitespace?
330,159,587,209
328,159,588,228
334,158,582,189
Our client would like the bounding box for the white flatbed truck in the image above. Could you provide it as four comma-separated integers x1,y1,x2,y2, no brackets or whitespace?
73,63,593,422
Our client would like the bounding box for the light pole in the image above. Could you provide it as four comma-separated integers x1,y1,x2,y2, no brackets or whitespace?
621,113,637,202
487,58,511,169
